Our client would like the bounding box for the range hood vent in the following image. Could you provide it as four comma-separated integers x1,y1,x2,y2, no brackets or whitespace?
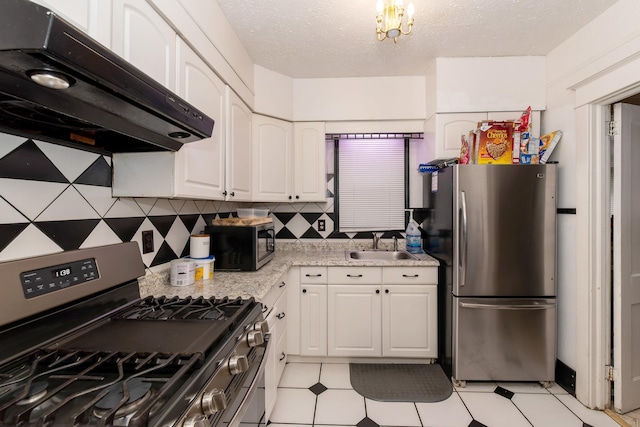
0,0,214,154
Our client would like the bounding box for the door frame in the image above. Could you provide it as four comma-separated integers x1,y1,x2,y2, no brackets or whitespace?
573,54,640,409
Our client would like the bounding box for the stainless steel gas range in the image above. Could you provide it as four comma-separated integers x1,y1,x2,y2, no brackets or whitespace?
0,242,269,427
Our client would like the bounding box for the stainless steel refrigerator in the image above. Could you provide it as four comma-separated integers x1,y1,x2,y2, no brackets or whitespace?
424,164,557,385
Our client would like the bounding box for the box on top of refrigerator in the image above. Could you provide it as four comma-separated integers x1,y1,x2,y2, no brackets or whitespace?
476,121,514,164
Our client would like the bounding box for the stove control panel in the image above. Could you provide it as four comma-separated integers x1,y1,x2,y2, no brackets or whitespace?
20,258,99,299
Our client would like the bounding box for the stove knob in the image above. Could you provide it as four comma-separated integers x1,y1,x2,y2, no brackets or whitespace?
254,320,269,334
201,388,227,415
228,354,249,375
247,330,264,347
183,414,208,427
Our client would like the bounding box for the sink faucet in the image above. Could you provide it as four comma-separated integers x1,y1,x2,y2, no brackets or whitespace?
372,232,380,249
393,236,398,251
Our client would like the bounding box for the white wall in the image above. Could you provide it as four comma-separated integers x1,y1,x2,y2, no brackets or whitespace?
545,0,640,408
254,65,294,121
292,76,426,122
433,57,546,113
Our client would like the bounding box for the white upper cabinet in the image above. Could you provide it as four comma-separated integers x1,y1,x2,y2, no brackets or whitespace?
252,115,293,202
424,111,541,161
293,122,326,202
225,87,253,202
32,0,111,48
252,117,326,202
111,0,176,91
173,39,226,199
112,40,226,199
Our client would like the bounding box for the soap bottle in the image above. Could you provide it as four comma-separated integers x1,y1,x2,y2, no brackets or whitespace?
405,219,422,254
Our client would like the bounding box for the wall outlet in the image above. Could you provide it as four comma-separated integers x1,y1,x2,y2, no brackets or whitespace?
318,219,326,232
142,230,154,254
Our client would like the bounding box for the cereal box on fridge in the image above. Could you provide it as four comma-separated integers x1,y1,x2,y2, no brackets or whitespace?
476,121,514,164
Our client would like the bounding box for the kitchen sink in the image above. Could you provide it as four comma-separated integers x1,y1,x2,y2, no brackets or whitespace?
345,249,419,261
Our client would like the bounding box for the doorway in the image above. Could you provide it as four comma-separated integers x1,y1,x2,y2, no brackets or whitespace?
609,100,640,415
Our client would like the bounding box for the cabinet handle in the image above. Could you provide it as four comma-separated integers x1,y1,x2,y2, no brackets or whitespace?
385,289,389,294
279,281,286,288
302,289,307,293
279,352,286,361
277,312,286,319
347,274,363,278
223,191,228,196
295,195,300,199
375,289,380,294
305,274,322,277
288,195,292,200
402,274,420,278
230,191,235,196
262,305,268,313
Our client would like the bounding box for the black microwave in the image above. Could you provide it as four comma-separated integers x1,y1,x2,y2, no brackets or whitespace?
204,223,275,271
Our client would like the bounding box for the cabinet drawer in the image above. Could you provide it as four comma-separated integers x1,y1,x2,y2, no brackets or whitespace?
328,267,382,284
383,267,437,284
273,291,288,331
300,267,328,283
261,273,287,316
275,325,288,383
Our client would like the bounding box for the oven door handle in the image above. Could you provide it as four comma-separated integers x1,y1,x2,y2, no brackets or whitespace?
227,338,272,427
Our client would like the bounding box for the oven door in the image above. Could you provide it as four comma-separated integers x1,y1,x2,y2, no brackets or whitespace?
256,227,275,269
221,336,271,427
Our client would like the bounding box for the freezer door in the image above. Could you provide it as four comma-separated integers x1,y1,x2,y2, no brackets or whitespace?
452,297,556,382
453,164,557,297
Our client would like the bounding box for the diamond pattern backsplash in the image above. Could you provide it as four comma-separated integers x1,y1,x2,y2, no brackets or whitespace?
0,134,380,273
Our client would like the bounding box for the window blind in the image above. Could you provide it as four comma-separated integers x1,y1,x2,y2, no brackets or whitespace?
338,139,405,232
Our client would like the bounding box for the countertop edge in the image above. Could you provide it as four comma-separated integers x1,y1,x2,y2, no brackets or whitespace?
138,250,440,302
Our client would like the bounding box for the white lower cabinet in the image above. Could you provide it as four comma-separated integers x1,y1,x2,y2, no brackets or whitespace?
382,285,437,358
328,284,381,357
299,267,328,356
263,274,288,421
326,266,438,358
383,267,438,358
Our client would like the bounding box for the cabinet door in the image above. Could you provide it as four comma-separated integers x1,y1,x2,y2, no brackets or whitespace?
300,284,327,356
174,40,226,199
112,0,176,91
287,267,301,356
252,115,293,202
265,288,287,422
382,285,437,358
434,113,487,160
34,0,111,47
225,87,253,201
293,122,326,202
328,285,381,357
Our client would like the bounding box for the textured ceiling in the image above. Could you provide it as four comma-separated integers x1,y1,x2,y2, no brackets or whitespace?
214,0,619,79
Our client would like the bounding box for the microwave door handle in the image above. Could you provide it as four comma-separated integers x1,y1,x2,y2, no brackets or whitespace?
267,228,275,251
459,191,468,287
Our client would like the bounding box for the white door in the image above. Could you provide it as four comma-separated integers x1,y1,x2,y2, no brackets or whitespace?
299,284,327,356
382,285,437,358
613,102,640,413
252,115,293,202
225,87,252,201
175,40,226,199
327,285,381,357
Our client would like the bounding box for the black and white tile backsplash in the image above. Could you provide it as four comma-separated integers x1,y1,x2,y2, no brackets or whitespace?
0,133,353,271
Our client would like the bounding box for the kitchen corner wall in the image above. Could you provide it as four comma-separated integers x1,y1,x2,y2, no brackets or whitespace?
0,135,368,272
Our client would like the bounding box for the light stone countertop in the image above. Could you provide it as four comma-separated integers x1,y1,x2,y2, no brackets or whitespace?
138,246,439,302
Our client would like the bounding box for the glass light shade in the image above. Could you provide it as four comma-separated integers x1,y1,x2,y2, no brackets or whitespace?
407,3,415,17
387,28,400,39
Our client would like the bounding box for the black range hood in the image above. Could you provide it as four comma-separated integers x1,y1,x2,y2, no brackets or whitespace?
0,0,214,154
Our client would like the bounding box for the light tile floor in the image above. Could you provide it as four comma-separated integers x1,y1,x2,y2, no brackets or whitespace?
268,361,625,427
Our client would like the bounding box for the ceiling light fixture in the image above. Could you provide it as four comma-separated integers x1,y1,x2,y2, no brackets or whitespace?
376,0,414,43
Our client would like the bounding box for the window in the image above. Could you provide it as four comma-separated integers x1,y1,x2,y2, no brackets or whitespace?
334,135,411,233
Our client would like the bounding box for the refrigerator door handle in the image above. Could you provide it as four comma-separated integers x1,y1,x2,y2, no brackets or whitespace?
459,191,468,287
459,302,556,310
